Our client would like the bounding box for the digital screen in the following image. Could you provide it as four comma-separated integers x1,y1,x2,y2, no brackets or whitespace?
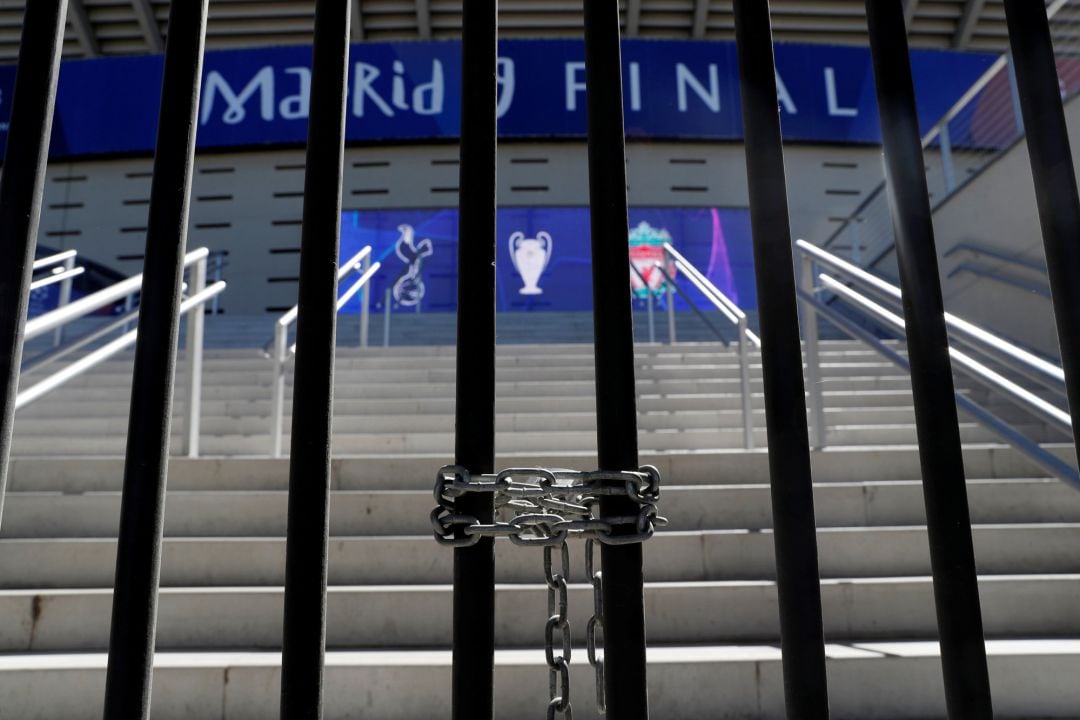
339,206,755,314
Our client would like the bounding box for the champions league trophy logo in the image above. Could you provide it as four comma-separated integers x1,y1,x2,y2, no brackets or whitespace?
509,231,553,295
392,224,434,307
628,221,675,297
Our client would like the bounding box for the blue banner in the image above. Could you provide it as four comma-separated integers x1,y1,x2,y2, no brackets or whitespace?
0,40,995,158
340,206,755,315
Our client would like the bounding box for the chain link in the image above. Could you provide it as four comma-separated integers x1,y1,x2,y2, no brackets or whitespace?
585,538,605,714
544,542,573,720
431,465,666,548
432,465,663,716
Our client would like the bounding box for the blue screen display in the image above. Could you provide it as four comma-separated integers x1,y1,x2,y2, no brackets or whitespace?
340,206,755,315
0,40,996,157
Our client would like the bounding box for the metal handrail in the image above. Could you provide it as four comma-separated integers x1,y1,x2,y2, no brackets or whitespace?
29,249,81,346
29,265,84,292
31,249,77,272
269,246,381,457
819,275,1070,432
21,308,141,377
15,247,225,458
24,247,209,341
797,239,1064,392
628,262,656,344
656,243,757,449
664,243,761,344
795,240,1078,488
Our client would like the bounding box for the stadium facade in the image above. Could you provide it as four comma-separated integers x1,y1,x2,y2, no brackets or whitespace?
11,20,1004,318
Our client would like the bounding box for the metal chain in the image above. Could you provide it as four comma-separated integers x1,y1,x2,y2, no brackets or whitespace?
431,465,666,548
432,465,661,716
585,538,605,714
544,542,573,720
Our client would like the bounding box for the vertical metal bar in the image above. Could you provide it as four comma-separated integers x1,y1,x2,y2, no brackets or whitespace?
666,281,676,344
54,253,76,347
271,322,287,458
210,252,224,314
939,124,957,194
1006,52,1025,137
733,3,830,715
0,0,67,531
278,0,351,716
800,256,826,449
102,2,209,717
451,2,498,719
850,220,861,264
584,2,649,718
1003,0,1080,460
865,3,993,717
646,289,655,344
183,257,207,458
124,294,136,333
360,253,371,347
383,288,392,347
737,317,754,450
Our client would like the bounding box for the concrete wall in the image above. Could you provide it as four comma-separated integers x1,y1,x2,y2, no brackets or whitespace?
37,141,883,316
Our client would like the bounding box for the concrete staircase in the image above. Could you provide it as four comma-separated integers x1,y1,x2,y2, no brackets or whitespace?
2,339,1079,718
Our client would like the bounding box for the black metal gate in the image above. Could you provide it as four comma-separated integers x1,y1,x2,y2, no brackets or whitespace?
0,1,1079,719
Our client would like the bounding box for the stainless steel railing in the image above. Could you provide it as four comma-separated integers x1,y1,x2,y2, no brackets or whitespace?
795,239,1078,488
269,245,380,457
645,242,760,449
16,247,225,458
29,249,83,347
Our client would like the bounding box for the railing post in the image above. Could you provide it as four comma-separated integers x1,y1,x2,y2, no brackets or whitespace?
737,317,754,450
102,2,209,717
450,3,498,719
666,277,676,344
584,2,650,718
799,255,826,449
270,322,288,458
939,123,957,195
1003,0,1080,464
360,252,371,347
0,0,67,531
646,287,656,344
182,256,207,458
123,294,136,333
383,287,392,347
865,2,993,717
279,0,351,717
209,251,225,314
733,3,830,715
54,253,76,347
849,219,861,265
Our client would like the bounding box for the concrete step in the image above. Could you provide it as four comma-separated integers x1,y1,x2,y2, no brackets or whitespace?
9,421,1012,456
10,406,933,438
1,575,1077,653
37,361,906,388
11,388,929,421
23,349,901,388
1,641,1078,719
5,479,1078,540
2,525,1077,589
7,446,1066,493
14,388,928,423
14,374,917,403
